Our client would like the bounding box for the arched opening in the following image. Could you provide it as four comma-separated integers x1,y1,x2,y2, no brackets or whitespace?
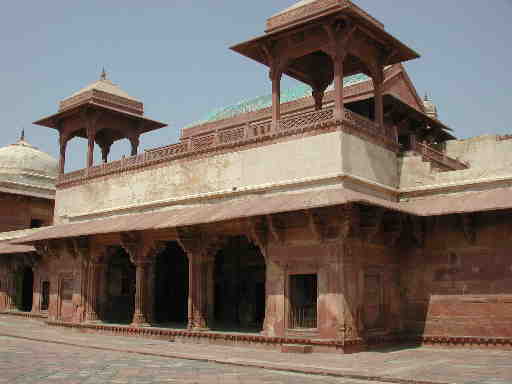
153,242,188,327
102,247,135,324
213,236,265,332
17,267,33,312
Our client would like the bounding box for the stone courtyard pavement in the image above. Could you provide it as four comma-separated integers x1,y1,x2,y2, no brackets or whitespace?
0,316,511,384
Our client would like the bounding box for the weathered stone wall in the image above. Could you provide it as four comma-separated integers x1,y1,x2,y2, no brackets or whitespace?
0,193,54,232
341,132,398,188
402,210,512,339
399,135,512,190
46,251,83,322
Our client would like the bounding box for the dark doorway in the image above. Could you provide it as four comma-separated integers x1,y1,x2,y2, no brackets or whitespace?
103,248,135,324
19,267,34,312
214,236,266,331
41,281,50,311
154,242,188,326
289,274,318,329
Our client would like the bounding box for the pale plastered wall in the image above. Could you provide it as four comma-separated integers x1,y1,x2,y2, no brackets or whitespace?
55,132,349,222
399,135,512,191
340,132,398,189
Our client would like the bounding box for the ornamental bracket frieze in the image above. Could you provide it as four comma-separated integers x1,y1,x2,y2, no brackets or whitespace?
120,231,164,264
460,213,477,245
34,240,60,260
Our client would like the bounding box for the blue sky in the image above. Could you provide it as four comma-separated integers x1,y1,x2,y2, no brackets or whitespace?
1,1,510,171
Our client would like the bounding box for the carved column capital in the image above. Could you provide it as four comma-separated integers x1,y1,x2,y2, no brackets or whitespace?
246,216,269,258
34,241,60,261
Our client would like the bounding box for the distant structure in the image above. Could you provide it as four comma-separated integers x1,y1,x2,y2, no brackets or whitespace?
1,1,511,353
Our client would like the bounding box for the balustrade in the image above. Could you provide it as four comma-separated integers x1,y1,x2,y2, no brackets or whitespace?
412,141,469,171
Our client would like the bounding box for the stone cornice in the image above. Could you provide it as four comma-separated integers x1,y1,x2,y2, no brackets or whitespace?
0,180,56,200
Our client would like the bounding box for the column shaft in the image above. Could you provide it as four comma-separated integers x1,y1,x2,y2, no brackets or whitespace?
7,275,16,311
271,73,281,131
333,54,345,120
187,253,209,330
85,263,103,322
87,135,94,168
132,262,151,326
374,77,384,130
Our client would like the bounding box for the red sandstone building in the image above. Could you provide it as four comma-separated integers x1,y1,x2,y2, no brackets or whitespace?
0,1,511,353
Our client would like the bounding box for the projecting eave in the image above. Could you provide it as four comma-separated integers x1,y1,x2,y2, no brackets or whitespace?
34,102,167,136
231,12,419,82
382,94,455,141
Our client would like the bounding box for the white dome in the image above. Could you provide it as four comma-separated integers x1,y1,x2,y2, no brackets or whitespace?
0,137,58,195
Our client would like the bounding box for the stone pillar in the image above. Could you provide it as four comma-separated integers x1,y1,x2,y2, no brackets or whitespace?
31,270,41,314
261,251,286,337
6,273,16,311
59,133,68,175
132,260,153,326
205,255,215,327
85,262,104,322
271,70,282,131
84,110,101,169
99,141,113,163
187,252,209,330
372,67,385,131
332,52,345,121
129,135,140,157
120,232,161,327
312,88,325,111
87,131,95,168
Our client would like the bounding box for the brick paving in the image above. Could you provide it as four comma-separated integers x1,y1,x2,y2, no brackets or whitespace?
0,336,384,384
0,315,511,384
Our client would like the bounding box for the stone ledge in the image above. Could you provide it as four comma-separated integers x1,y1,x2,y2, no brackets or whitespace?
45,320,363,354
0,311,48,320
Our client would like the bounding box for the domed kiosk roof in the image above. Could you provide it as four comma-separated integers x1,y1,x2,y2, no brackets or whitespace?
0,132,57,199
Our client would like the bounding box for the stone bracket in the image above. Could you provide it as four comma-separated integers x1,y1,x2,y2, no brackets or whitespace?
460,213,477,245
266,214,285,244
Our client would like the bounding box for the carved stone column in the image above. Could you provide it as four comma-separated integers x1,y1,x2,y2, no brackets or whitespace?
324,23,353,121
205,255,215,327
83,110,101,169
271,70,282,131
131,260,151,326
371,67,385,131
187,252,209,330
31,267,41,314
177,227,223,331
129,135,140,157
86,127,95,169
58,132,69,175
261,255,286,337
120,232,160,327
85,262,104,322
6,273,16,311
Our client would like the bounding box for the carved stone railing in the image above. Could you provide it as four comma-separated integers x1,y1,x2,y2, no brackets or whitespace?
57,107,397,187
412,140,469,171
279,108,334,131
497,134,512,142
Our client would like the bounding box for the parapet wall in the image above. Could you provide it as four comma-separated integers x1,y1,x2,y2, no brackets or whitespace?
399,135,512,192
55,131,345,222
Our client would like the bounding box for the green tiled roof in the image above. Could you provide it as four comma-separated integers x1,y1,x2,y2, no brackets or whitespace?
187,73,369,127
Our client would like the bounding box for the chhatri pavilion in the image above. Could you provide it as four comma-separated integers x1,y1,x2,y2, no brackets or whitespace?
0,0,511,353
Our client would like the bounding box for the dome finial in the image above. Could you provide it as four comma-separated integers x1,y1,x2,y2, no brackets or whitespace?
20,128,25,141
100,67,107,81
